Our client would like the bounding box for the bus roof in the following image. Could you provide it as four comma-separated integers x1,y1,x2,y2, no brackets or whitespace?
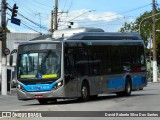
52,27,104,39
29,34,52,41
52,28,141,40
66,32,141,40
29,28,142,42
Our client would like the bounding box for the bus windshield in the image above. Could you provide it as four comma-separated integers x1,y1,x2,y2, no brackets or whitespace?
18,50,61,79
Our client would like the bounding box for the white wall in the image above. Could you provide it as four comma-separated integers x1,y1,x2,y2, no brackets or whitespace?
0,33,40,81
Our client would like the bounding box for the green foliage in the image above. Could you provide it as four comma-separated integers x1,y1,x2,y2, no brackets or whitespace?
0,27,11,33
119,10,160,64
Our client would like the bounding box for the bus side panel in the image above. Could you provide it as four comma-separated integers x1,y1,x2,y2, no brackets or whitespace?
104,74,125,93
64,78,86,98
64,42,81,98
131,72,147,90
88,76,99,96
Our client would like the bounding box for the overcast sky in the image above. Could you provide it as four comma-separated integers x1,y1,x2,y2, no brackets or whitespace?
4,0,160,33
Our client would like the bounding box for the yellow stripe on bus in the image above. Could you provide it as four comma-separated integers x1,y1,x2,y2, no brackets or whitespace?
20,75,36,78
42,74,58,78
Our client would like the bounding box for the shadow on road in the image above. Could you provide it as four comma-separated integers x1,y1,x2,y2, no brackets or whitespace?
23,92,159,106
23,94,118,106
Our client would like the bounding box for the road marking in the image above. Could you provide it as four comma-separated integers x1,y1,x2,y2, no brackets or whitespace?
11,110,20,111
26,107,40,111
48,105,58,108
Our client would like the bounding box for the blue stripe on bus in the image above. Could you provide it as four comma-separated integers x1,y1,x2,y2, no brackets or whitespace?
20,81,57,92
107,76,146,89
132,76,146,86
108,78,125,89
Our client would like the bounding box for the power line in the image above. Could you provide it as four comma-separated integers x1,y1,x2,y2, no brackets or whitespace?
70,15,136,23
18,13,48,31
27,0,53,8
62,0,68,11
86,3,152,20
10,0,51,21
64,0,73,20
59,0,73,22
7,2,37,18
7,13,42,33
10,0,43,20
21,22,42,33
11,0,37,14
77,3,151,21
68,0,73,11
79,17,127,26
59,3,151,28
7,3,48,31
59,10,94,27
16,0,52,11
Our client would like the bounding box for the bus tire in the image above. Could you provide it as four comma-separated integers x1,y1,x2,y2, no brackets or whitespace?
90,95,98,100
116,92,124,97
80,82,90,102
139,88,143,90
38,99,48,104
124,78,132,96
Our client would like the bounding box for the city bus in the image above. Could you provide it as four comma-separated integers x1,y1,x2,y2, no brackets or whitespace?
15,28,147,104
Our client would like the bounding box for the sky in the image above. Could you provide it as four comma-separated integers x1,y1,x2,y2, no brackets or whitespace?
3,0,160,34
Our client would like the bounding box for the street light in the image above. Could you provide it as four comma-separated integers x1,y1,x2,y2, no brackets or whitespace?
67,10,96,22
139,12,160,35
139,12,160,83
58,10,96,28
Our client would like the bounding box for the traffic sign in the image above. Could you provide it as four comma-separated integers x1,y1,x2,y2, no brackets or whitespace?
11,18,21,26
3,48,10,55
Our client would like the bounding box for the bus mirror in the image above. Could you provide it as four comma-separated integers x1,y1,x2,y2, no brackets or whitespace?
9,55,13,66
11,79,17,88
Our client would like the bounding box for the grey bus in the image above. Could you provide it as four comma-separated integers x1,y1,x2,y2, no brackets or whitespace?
16,28,147,104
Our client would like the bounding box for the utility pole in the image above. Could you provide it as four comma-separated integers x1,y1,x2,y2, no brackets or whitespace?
1,0,7,95
152,0,158,82
51,0,68,33
50,10,54,33
54,0,58,31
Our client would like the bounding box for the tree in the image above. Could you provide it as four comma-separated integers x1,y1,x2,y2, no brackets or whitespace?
0,26,11,33
119,11,160,64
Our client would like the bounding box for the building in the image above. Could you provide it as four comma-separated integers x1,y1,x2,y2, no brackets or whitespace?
0,33,40,82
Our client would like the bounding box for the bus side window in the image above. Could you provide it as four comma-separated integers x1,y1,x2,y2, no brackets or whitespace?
75,48,89,76
65,49,75,75
139,46,145,66
129,45,145,72
110,46,122,73
121,46,131,71
88,46,103,75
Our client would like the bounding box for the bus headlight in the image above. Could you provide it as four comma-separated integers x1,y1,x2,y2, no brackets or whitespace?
58,81,62,86
17,84,25,92
53,81,63,91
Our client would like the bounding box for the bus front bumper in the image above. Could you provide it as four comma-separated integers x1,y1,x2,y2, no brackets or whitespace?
17,86,65,100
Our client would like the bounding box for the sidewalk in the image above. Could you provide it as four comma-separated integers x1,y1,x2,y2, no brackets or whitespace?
0,88,17,96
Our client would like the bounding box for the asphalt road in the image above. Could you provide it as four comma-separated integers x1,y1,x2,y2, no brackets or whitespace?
0,83,160,120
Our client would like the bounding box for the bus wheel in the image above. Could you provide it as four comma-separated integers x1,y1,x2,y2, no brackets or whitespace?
38,99,48,104
90,95,98,100
139,88,143,90
124,79,132,96
80,82,90,102
116,92,124,97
